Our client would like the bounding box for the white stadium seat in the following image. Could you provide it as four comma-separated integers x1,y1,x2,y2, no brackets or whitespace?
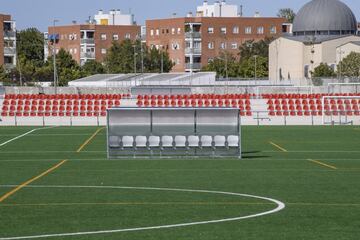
148,136,160,147
200,135,213,147
214,135,226,147
109,136,120,148
227,135,239,147
135,136,147,147
122,136,134,148
188,135,200,147
175,136,187,147
161,136,174,148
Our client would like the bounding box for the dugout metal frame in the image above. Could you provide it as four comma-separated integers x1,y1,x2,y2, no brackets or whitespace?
107,107,241,159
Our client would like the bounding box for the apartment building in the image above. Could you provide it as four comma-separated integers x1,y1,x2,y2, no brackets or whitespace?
0,14,16,68
47,10,140,65
146,1,286,72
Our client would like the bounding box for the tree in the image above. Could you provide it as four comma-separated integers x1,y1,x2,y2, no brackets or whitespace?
238,37,273,61
0,65,9,81
202,52,239,78
104,39,174,74
46,48,82,86
81,60,106,76
312,63,336,78
338,52,360,78
238,56,268,78
277,8,296,23
17,28,45,67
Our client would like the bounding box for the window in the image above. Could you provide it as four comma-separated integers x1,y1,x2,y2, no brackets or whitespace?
171,28,175,34
74,48,77,54
113,34,119,40
220,42,226,49
220,27,227,34
166,29,169,34
100,34,107,40
270,26,277,34
177,28,181,34
69,48,73,54
208,42,214,49
162,29,165,34
231,43,238,49
125,33,131,39
245,27,252,34
150,29,154,36
208,27,214,34
257,26,264,34
101,48,107,54
156,29,160,35
233,26,239,34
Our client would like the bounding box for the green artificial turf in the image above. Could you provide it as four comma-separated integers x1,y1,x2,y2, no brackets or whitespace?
0,126,359,240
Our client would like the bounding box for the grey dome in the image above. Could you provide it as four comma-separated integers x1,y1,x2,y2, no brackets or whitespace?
293,0,357,36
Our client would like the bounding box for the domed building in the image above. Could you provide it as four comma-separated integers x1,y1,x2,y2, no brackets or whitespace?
269,0,360,84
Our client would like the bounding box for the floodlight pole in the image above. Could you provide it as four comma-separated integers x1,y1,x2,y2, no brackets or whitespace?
161,47,164,74
133,45,137,74
254,55,258,86
140,42,144,73
53,19,59,94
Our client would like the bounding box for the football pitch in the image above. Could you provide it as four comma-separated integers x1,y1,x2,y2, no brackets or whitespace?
0,126,359,240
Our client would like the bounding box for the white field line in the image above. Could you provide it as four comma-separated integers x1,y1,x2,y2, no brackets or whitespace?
0,185,286,240
0,126,58,147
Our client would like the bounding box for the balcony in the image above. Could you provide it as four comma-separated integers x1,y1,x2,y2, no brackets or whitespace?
4,47,16,55
185,32,201,39
4,31,16,39
81,39,95,44
185,63,201,70
4,63,16,69
185,48,202,55
80,52,96,59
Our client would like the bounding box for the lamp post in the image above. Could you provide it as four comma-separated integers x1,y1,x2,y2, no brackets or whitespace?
133,45,137,74
254,55,258,86
52,19,59,94
160,46,164,74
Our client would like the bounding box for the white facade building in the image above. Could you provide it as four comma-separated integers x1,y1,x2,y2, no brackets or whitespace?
94,9,135,26
269,0,359,84
196,0,238,17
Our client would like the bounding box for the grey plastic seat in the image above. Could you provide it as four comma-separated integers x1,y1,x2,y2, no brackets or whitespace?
122,136,134,148
188,135,200,147
109,136,120,148
175,136,187,147
135,136,147,147
200,135,213,147
148,136,160,147
214,135,226,147
227,135,239,147
161,136,174,148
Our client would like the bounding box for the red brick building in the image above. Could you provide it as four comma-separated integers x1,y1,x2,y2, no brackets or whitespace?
0,14,16,68
146,16,286,72
48,24,140,65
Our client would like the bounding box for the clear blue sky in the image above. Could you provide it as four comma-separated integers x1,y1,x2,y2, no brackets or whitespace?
2,0,360,31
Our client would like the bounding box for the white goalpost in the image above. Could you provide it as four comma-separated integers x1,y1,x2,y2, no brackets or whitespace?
327,83,360,94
